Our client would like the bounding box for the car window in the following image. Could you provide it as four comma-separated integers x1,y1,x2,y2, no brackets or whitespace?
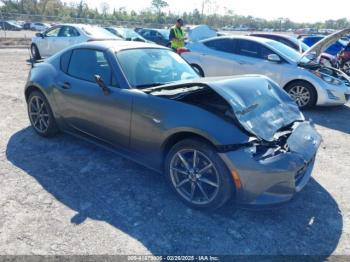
45,27,60,37
59,26,80,37
60,50,72,73
260,45,276,60
204,38,236,53
236,40,259,58
116,48,199,88
67,49,114,86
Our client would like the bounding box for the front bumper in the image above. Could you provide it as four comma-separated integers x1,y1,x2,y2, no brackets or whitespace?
219,122,321,206
315,79,350,106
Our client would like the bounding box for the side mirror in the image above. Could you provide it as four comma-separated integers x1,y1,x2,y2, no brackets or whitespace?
36,32,44,38
267,54,281,63
94,75,110,95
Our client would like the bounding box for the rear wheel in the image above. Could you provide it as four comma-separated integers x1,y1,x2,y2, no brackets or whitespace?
165,138,234,210
31,44,41,60
27,91,59,137
285,81,317,109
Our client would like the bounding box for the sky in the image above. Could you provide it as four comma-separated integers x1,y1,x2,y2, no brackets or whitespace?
64,0,350,23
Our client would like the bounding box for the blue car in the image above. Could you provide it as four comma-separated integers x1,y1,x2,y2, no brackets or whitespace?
300,35,347,56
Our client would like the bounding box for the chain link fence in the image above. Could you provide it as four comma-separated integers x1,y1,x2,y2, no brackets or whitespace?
0,11,170,40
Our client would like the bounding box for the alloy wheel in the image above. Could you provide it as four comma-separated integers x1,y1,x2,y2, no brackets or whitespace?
29,96,50,133
342,61,350,75
169,149,220,205
288,85,311,107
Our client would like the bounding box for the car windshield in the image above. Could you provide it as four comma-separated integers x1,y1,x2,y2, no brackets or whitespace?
157,29,170,39
81,25,117,38
267,40,311,64
120,28,142,39
116,48,199,88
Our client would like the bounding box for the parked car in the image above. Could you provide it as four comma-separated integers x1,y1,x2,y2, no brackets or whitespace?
337,42,350,75
249,33,309,53
182,30,350,108
25,41,321,210
105,27,150,42
251,33,337,67
31,24,120,59
136,28,170,47
300,35,347,56
30,22,50,31
22,22,32,30
0,20,22,31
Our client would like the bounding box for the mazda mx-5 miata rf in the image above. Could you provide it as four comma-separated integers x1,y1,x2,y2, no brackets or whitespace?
25,41,321,210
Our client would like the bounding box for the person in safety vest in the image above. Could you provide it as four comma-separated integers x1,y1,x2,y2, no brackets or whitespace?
169,18,186,51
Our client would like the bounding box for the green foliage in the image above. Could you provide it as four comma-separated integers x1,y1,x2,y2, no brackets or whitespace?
0,0,349,29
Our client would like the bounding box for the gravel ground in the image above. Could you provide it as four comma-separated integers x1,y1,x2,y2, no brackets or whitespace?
0,48,349,256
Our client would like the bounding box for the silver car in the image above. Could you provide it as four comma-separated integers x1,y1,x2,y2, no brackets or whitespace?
183,29,350,108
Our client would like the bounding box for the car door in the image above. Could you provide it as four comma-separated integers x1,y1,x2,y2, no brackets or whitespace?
56,26,82,52
53,48,133,148
198,38,242,76
38,26,61,57
234,39,290,85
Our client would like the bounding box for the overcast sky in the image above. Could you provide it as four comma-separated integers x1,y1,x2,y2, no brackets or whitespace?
64,0,350,23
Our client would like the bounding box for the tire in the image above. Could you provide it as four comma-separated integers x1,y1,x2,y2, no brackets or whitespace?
191,64,205,77
165,138,234,210
285,81,317,109
27,91,59,137
340,60,350,76
31,44,41,60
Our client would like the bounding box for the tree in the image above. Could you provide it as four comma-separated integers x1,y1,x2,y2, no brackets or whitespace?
151,0,168,16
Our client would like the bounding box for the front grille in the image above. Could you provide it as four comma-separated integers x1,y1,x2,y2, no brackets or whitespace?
295,165,308,184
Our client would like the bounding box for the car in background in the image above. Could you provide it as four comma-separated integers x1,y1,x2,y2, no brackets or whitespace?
30,22,51,31
300,35,348,56
31,24,120,59
0,20,22,31
22,22,32,30
105,27,150,42
182,30,350,109
249,33,309,53
136,28,170,47
25,40,321,210
251,33,337,67
337,42,350,75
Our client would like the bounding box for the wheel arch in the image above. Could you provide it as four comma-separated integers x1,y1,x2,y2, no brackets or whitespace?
25,85,44,102
161,131,217,167
283,79,318,104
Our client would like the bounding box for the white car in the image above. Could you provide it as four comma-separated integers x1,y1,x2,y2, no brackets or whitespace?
30,22,50,31
182,29,350,108
31,24,120,59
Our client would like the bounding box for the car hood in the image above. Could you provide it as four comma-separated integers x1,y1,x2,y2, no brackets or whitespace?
300,28,350,62
145,75,304,142
187,24,217,42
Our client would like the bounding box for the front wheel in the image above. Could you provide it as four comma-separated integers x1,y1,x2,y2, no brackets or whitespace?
31,44,41,60
340,60,350,76
285,81,317,109
27,91,59,137
165,138,234,210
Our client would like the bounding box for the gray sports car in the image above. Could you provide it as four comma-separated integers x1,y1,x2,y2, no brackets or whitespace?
25,41,321,210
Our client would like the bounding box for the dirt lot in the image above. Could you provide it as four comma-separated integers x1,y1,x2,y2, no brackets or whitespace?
0,48,349,256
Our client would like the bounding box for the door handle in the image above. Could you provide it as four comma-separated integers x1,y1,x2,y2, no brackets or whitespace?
58,81,71,89
238,61,247,65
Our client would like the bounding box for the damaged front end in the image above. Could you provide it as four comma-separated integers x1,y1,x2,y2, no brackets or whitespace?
144,75,322,205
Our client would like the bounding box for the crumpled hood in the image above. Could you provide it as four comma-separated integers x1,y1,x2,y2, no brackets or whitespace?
145,75,304,141
207,76,304,141
300,28,350,62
